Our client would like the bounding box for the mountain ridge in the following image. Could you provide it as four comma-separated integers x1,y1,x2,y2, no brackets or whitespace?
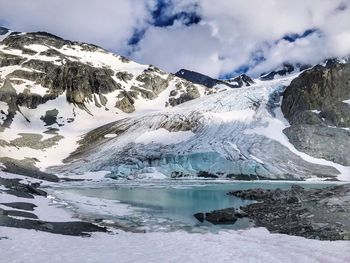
175,68,254,89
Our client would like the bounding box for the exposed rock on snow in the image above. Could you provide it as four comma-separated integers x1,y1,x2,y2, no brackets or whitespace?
0,171,107,236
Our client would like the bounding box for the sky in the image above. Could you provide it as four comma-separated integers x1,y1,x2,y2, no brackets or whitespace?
0,0,350,78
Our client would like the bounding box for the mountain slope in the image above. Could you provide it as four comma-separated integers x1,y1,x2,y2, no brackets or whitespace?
0,28,349,181
0,29,214,169
52,74,349,180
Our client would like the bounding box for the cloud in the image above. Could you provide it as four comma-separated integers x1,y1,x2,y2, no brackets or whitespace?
1,0,350,78
0,0,152,51
129,0,350,77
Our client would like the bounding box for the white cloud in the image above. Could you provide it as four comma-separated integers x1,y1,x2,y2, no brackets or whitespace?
0,0,153,51
1,0,350,78
131,0,350,77
130,23,225,77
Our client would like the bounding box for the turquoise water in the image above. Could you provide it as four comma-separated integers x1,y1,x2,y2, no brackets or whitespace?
55,180,337,231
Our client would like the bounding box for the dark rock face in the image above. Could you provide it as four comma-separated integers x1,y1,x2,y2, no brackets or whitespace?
0,157,59,182
260,63,311,80
168,82,200,106
2,31,99,52
281,61,350,165
175,69,253,89
193,212,205,222
1,209,38,219
40,109,59,126
115,91,135,113
0,56,122,124
20,59,121,104
197,171,218,178
0,207,107,236
229,184,350,240
226,74,255,87
175,69,229,88
136,66,171,98
0,202,37,211
0,51,26,67
0,27,9,35
283,125,350,165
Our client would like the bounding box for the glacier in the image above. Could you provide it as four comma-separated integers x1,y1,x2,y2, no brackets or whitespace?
53,74,346,180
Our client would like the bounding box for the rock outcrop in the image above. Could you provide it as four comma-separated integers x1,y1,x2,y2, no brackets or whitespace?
229,184,350,240
282,60,350,165
194,208,241,224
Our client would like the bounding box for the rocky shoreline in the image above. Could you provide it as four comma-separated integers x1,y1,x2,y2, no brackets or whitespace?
0,172,108,237
194,184,350,240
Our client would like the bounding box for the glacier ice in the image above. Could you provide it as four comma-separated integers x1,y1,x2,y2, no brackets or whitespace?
52,74,342,180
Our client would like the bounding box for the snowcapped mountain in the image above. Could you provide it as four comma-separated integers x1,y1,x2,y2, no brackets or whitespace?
0,28,349,181
0,28,220,170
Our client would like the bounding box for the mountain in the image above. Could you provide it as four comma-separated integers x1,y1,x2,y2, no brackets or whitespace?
0,28,220,171
175,69,254,89
0,28,349,181
53,68,349,180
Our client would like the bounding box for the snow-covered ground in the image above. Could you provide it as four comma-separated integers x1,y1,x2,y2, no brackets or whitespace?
1,226,349,263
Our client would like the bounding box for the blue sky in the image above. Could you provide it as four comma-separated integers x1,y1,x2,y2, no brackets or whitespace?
0,0,349,78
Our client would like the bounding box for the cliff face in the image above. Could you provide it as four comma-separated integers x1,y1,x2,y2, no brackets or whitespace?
282,59,350,165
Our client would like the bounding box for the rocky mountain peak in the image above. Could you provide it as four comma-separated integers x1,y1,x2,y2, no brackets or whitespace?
260,62,312,81
175,68,230,88
225,74,255,87
0,27,9,35
175,69,254,89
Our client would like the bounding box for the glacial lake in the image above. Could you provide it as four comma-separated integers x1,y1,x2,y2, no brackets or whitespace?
51,180,339,232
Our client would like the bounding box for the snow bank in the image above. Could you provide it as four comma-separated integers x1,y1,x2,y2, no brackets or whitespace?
0,226,349,263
